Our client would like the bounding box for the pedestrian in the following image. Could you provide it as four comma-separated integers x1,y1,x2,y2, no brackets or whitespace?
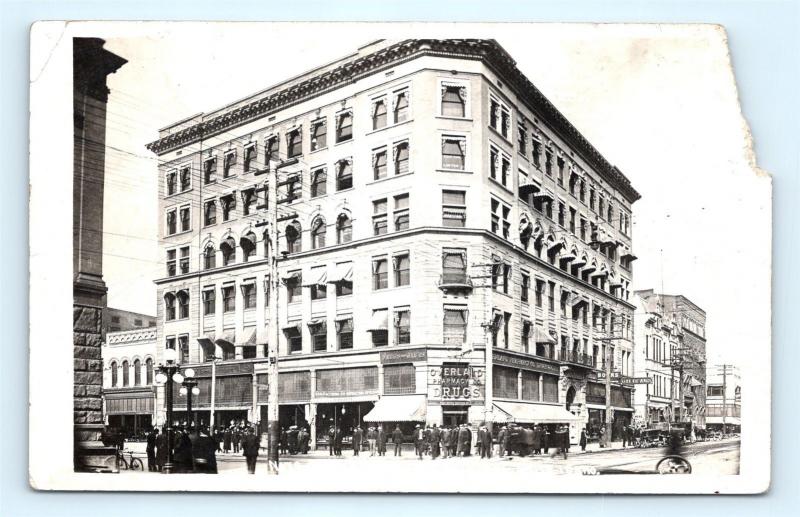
298,426,308,454
392,424,403,456
146,428,158,472
532,425,542,455
352,425,362,456
413,424,425,459
580,428,588,452
458,424,471,457
440,425,451,459
334,426,343,456
242,427,260,474
155,426,167,472
191,427,218,474
233,426,242,454
423,426,432,456
430,424,441,459
328,425,336,456
543,426,551,454
377,425,386,456
521,426,534,457
599,425,607,449
449,424,458,456
173,427,193,473
478,424,491,459
367,426,377,456
223,427,232,454
213,427,222,453
497,426,507,457
622,425,629,448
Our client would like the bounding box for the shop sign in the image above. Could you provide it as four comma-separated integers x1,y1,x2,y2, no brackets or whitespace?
429,363,484,401
380,347,427,365
493,352,560,375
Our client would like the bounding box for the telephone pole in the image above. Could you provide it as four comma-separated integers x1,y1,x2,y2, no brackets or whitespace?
717,364,733,436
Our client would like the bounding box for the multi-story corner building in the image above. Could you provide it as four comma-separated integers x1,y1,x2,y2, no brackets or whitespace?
146,39,640,447
102,327,158,437
705,364,740,433
104,307,157,333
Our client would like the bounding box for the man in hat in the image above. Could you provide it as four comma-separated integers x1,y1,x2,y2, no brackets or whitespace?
449,425,458,456
352,425,363,456
497,425,508,457
223,426,232,454
392,424,403,456
333,426,343,456
413,424,425,459
430,424,441,459
146,428,158,472
440,425,451,459
242,426,260,474
367,426,377,456
377,425,386,456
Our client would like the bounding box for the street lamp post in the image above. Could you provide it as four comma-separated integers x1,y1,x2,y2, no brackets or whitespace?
154,348,195,474
179,370,199,430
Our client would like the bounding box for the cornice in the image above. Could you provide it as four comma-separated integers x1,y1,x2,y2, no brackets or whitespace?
147,39,640,203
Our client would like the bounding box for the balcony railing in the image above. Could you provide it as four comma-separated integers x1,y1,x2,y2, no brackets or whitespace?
559,349,597,368
437,271,473,292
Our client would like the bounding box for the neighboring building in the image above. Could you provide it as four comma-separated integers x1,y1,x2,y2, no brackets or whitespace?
102,328,158,438
73,37,126,471
147,39,640,446
705,364,740,433
104,307,157,333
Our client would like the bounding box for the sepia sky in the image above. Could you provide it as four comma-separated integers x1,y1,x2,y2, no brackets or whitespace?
95,23,771,368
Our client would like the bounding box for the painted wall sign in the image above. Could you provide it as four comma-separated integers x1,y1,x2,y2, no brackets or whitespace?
380,347,427,364
429,362,484,401
493,351,561,374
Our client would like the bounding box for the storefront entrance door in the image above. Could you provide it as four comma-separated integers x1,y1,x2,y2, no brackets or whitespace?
442,405,468,427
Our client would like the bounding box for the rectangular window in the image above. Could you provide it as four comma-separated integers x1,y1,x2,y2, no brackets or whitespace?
204,200,216,226
221,194,235,222
242,283,256,309
223,151,236,178
243,145,256,172
442,189,466,227
373,147,387,180
521,370,540,401
373,198,388,236
532,138,542,168
166,171,177,196
441,84,466,117
494,366,518,399
441,136,466,170
310,119,327,151
500,107,510,139
287,128,302,158
521,321,531,353
179,246,190,275
535,279,544,308
241,188,256,216
311,322,327,352
542,374,559,402
165,295,176,321
286,325,302,354
548,281,555,312
311,167,327,197
336,160,352,191
336,111,353,142
558,201,565,227
394,252,410,286
501,154,510,188
372,258,388,290
166,249,177,277
393,193,409,231
203,288,215,316
557,156,565,185
560,290,569,317
372,98,387,130
266,136,279,163
393,89,409,123
394,141,410,175
179,335,189,363
337,318,353,350
310,266,327,300
286,272,302,303
521,272,530,303
371,309,388,347
518,124,528,155
545,150,552,176
443,306,468,345
204,158,217,184
177,292,189,319
179,206,190,232
384,363,415,394
222,285,235,313
442,249,467,284
394,309,411,345
491,198,510,238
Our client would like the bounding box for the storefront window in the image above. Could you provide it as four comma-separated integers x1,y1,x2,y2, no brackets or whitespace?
521,370,540,401
384,364,415,395
316,367,378,396
542,374,559,403
493,366,518,399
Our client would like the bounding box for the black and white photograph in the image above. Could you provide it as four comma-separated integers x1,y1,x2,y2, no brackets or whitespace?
29,22,770,493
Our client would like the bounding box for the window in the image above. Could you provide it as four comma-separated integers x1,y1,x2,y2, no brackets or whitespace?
311,321,327,352
203,288,215,315
310,267,327,300
336,279,352,297
310,168,327,198
545,150,553,176
372,98,387,130
373,147,387,180
394,309,410,345
443,306,468,345
490,97,510,138
311,217,326,249
558,201,565,227
221,285,235,312
204,200,217,226
560,290,569,317
394,253,410,286
223,151,236,178
393,194,409,231
336,214,352,244
336,159,352,191
441,84,466,117
491,198,510,238
179,167,191,192
204,157,217,184
393,141,409,175
442,250,467,284
310,119,327,151
265,136,279,163
285,221,302,254
569,207,576,235
177,290,189,319
521,272,530,303
535,279,544,308
548,281,555,312
242,282,256,309
373,258,388,290
598,197,605,219
133,359,141,386
220,194,235,222
371,309,388,347
442,190,466,227
145,358,153,385
110,361,118,387
166,171,177,196
385,363,415,394
241,188,256,216
164,292,176,321
501,154,510,188
285,175,301,202
337,318,353,349
522,321,531,353
179,246,190,275
557,156,565,186
336,111,353,142
287,127,302,158
179,205,190,232
166,249,177,277
373,199,388,236
441,136,466,170
220,237,235,266
122,360,129,387
203,245,216,270
532,137,542,168
286,272,302,303
243,145,256,172
393,89,409,123
286,324,302,354
518,123,528,155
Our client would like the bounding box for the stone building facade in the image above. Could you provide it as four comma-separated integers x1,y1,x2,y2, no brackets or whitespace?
147,39,640,446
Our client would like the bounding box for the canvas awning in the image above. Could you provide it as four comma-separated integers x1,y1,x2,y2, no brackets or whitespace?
327,262,353,284
281,271,301,284
282,322,302,333
532,190,553,202
534,327,556,344
367,310,388,332
197,334,216,355
215,330,235,354
302,268,328,287
572,256,587,266
363,395,426,423
492,401,582,424
241,326,257,346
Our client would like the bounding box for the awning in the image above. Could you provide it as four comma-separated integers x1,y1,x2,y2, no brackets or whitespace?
281,271,301,284
560,252,577,262
367,310,388,332
239,233,257,249
307,319,327,332
363,395,426,423
334,314,353,322
532,190,553,202
302,268,328,287
241,326,257,346
282,322,302,333
534,327,556,344
197,334,216,355
591,270,608,278
582,263,597,273
492,401,582,424
327,262,353,284
572,296,589,308
215,330,235,354
572,256,587,267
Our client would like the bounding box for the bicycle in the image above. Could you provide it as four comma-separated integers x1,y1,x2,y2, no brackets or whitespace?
655,455,692,474
116,449,145,471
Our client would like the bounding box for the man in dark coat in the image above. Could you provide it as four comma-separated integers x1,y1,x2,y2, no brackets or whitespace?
191,428,218,474
392,425,403,456
327,426,336,456
553,425,569,459
279,427,288,455
479,424,491,458
352,426,363,456
213,427,222,453
497,426,508,457
173,428,193,473
458,424,471,456
413,424,425,459
233,427,242,454
377,425,386,456
532,425,542,455
333,426,343,456
521,426,535,457
543,426,551,454
430,425,441,459
223,427,232,454
449,425,458,456
155,427,168,471
580,428,588,452
423,426,432,456
242,427,260,474
146,428,158,471
297,427,308,454
440,426,451,459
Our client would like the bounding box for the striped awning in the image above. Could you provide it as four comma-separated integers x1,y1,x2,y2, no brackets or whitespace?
328,262,353,284
241,326,257,346
534,327,556,345
367,310,388,332
303,268,328,287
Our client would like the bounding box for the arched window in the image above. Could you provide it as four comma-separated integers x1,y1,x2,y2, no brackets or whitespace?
133,359,141,386
177,290,190,319
145,358,153,385
164,292,176,321
203,244,216,270
336,214,352,244
220,237,236,266
286,221,302,253
122,360,129,387
311,217,326,249
110,361,118,387
240,232,257,262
